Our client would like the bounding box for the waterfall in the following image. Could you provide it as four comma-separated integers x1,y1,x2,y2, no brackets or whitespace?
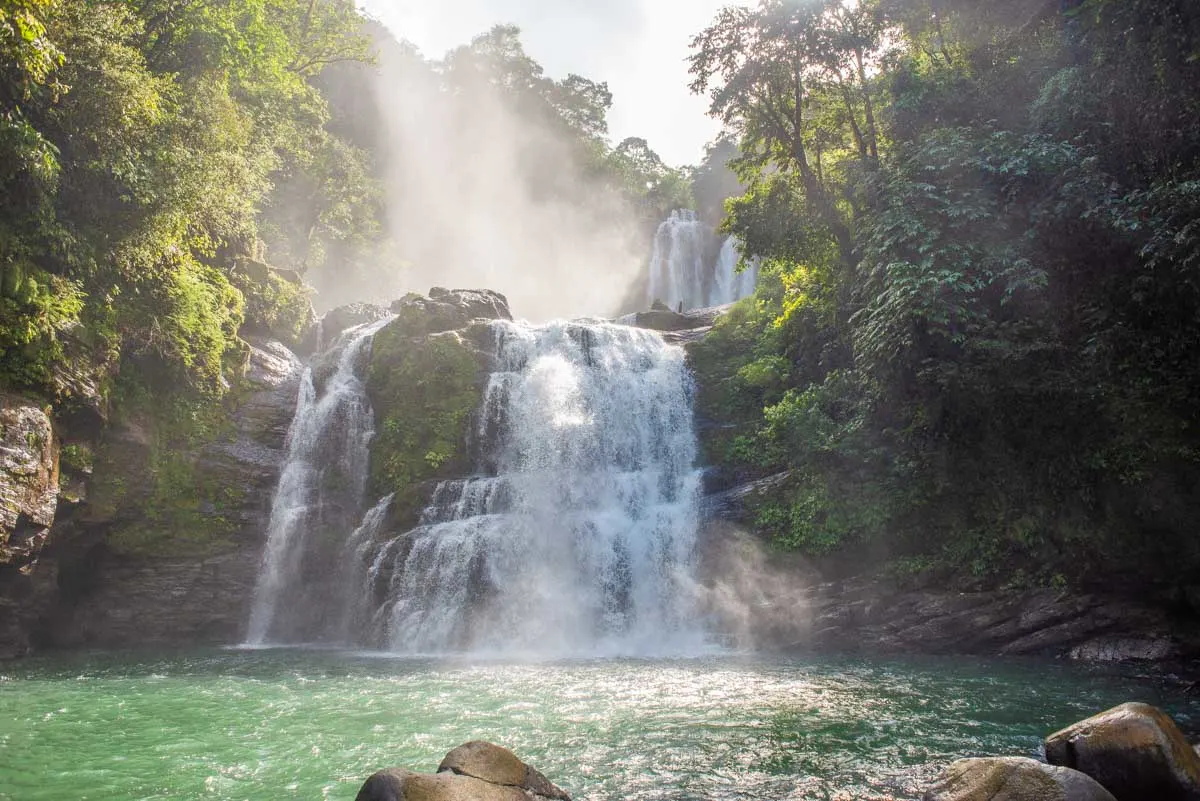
245,319,389,645
646,211,757,311
359,320,705,656
647,210,708,311
708,236,758,306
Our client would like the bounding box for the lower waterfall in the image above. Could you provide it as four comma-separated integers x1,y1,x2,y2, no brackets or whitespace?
360,320,705,655
247,314,707,655
246,319,389,645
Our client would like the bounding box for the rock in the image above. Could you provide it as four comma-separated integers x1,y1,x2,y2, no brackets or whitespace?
1044,702,1200,801
319,303,392,343
357,741,570,801
42,339,304,650
438,741,570,800
388,289,511,337
357,769,530,801
923,757,1118,801
0,396,59,568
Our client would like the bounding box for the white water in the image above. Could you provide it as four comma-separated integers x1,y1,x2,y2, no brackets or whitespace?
647,210,757,310
246,319,389,645
364,320,705,655
647,210,708,311
709,236,758,306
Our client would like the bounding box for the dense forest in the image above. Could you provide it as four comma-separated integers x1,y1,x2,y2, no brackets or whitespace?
689,0,1200,592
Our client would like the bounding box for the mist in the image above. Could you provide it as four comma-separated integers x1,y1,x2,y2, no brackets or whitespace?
309,25,664,321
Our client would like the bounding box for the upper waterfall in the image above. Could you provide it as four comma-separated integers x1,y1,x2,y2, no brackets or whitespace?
646,210,757,311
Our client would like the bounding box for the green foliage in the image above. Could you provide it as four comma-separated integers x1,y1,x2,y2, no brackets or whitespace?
229,261,313,349
690,0,1200,589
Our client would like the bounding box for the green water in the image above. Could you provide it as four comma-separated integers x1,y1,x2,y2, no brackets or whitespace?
1,649,1196,801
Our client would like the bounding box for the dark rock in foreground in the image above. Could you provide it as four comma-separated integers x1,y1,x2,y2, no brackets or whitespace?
923,756,1117,801
1045,702,1200,801
358,741,570,801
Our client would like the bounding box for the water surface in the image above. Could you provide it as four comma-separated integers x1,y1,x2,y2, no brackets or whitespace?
1,649,1195,801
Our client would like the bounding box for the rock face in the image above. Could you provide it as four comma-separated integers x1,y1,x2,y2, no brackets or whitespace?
319,302,392,343
43,338,303,648
358,741,570,801
923,757,1118,801
0,396,59,568
1044,702,1200,801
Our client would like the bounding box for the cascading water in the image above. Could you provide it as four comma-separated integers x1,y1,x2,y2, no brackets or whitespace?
245,318,389,645
357,320,705,655
708,236,758,306
647,210,757,311
647,209,708,311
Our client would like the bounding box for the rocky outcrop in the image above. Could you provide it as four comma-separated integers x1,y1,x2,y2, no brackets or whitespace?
364,290,510,534
318,302,392,344
923,757,1118,801
623,303,727,346
1045,702,1200,801
0,396,59,568
358,741,570,801
389,288,512,337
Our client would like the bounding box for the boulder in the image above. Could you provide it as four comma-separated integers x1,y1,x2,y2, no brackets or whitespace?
1044,702,1200,801
0,396,59,568
357,769,529,801
388,288,511,337
357,741,569,801
438,741,570,800
923,757,1118,801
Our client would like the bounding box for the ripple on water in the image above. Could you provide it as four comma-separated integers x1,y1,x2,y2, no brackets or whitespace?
0,649,1196,801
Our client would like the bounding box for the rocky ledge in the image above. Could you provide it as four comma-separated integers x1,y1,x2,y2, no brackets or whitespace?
358,741,570,801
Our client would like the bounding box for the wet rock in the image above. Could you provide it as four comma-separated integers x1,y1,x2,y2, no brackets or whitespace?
357,741,570,801
1044,702,1200,801
388,288,511,337
923,757,1117,801
438,741,570,800
0,396,59,568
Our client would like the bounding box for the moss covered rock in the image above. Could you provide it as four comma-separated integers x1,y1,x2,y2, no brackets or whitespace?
923,757,1117,801
366,323,488,533
1045,702,1200,801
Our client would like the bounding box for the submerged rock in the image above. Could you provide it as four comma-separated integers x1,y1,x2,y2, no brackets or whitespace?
923,757,1117,801
1044,702,1200,801
357,741,570,801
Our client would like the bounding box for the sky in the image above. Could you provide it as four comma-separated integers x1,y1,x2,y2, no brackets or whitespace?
358,0,746,167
